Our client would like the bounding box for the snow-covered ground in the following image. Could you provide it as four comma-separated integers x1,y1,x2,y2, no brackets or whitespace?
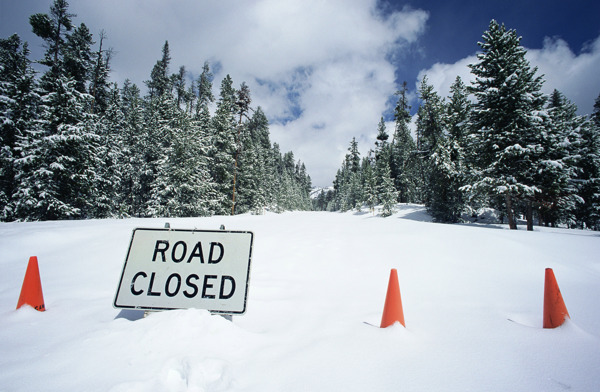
1,205,599,391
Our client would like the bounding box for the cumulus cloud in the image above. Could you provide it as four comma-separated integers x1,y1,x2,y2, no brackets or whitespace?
62,0,429,187
527,36,600,114
417,35,600,114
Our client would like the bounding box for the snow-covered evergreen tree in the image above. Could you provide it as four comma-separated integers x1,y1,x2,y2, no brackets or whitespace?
379,164,398,217
210,75,237,214
12,0,105,220
14,75,99,220
119,80,146,217
390,82,416,203
337,137,362,210
92,83,124,218
415,76,446,205
426,76,469,223
467,20,547,230
361,154,377,213
247,107,275,212
62,23,94,94
446,76,470,152
148,107,217,217
574,94,600,229
145,90,179,217
427,140,465,223
0,35,39,221
374,117,391,202
145,41,172,100
534,90,584,227
236,129,263,214
230,82,252,215
89,30,112,115
29,0,74,82
195,61,215,115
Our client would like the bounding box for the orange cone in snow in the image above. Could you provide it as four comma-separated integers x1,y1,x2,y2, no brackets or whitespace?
543,268,569,328
16,256,46,312
380,268,405,328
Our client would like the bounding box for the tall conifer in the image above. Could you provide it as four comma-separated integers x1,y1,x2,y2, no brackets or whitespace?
467,20,546,230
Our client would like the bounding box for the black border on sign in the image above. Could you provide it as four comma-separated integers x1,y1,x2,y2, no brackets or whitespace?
113,228,254,314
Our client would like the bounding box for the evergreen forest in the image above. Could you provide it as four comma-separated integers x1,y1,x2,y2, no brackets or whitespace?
2,2,599,231
0,0,312,221
317,20,600,230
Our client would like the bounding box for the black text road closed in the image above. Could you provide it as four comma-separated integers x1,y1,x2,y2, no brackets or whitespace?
114,228,253,314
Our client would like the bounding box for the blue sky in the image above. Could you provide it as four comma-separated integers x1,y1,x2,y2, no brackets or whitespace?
1,0,599,187
394,0,599,76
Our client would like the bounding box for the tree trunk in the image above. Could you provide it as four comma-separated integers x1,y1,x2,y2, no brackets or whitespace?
526,200,534,231
505,193,517,230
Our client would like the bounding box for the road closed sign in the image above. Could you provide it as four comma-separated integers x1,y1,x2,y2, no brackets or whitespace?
114,228,253,314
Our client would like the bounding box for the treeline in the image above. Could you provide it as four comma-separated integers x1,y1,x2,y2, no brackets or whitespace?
318,20,600,230
0,0,312,221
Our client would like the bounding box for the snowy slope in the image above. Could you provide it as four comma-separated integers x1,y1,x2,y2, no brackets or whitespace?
1,205,599,391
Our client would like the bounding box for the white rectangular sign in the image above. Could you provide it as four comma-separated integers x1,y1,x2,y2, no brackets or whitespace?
114,228,253,314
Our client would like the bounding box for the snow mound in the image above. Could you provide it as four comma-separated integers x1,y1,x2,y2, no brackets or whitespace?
1,212,599,391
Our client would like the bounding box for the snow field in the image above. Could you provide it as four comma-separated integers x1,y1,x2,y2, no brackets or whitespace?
1,206,599,391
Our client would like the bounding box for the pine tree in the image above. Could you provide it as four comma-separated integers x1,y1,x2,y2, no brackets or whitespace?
295,161,313,210
231,82,252,215
89,30,112,115
390,81,416,203
210,75,237,214
196,61,215,113
374,117,391,202
425,76,469,223
346,138,362,210
240,107,273,214
374,116,389,159
447,76,470,147
415,75,446,205
361,154,377,213
236,128,262,214
347,137,361,174
92,82,125,218
334,138,362,211
416,76,445,157
0,35,39,221
63,23,94,93
172,65,187,108
379,164,398,217
15,76,99,220
89,30,113,113
427,140,464,222
193,104,221,214
17,0,105,220
574,94,600,229
145,90,179,216
148,108,216,217
535,90,583,227
29,0,74,80
145,41,172,99
119,80,146,216
467,20,547,230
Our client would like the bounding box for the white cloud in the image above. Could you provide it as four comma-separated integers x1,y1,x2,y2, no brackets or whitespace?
417,35,600,114
527,36,600,114
416,55,476,101
64,0,429,187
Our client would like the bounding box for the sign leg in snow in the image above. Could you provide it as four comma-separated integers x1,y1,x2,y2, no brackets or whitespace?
114,228,253,314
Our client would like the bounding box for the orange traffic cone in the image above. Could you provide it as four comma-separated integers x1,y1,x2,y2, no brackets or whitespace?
380,268,405,328
543,268,569,328
16,256,46,312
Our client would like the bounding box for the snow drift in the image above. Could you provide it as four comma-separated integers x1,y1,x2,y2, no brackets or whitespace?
1,205,599,391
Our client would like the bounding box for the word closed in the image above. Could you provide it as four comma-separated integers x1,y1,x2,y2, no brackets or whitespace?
114,228,253,314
